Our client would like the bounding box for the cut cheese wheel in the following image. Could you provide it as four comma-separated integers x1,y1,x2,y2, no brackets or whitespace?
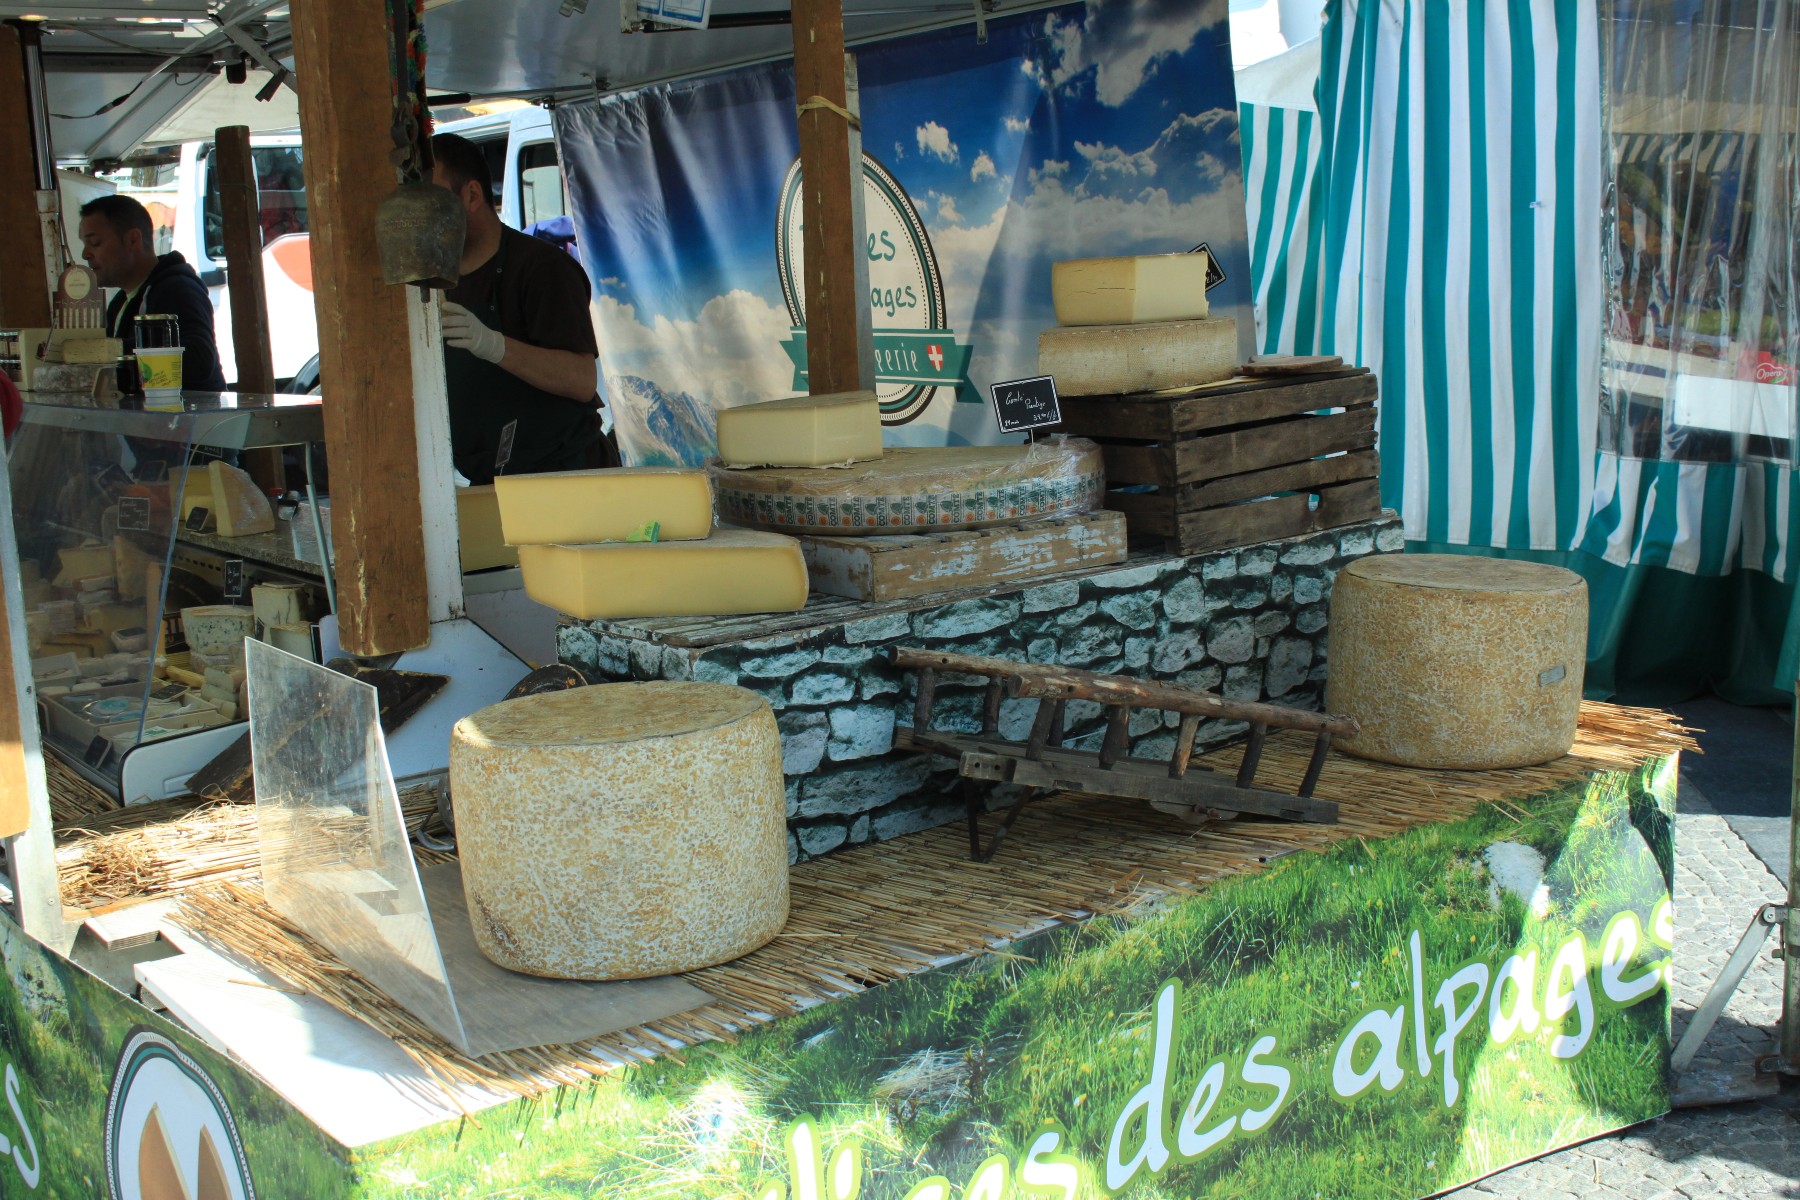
1325,555,1587,769
207,461,276,536
180,605,255,658
1053,252,1212,326
1038,317,1238,396
251,582,306,632
716,390,884,467
517,528,808,619
711,439,1105,535
450,681,790,979
456,485,519,571
494,467,714,545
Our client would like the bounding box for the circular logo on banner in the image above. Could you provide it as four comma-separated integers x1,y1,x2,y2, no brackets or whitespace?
776,153,971,426
105,1029,256,1200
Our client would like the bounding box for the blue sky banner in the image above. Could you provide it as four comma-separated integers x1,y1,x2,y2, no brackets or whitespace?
556,0,1253,465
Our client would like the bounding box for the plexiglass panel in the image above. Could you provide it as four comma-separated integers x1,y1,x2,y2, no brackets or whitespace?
244,641,468,1049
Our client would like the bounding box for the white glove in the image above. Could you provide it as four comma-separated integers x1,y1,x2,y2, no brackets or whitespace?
440,300,506,364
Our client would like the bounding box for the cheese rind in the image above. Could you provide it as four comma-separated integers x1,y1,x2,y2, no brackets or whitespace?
716,390,884,467
1053,252,1212,326
450,682,790,980
1038,317,1238,396
456,485,519,571
207,461,276,536
711,440,1105,535
517,528,808,619
493,467,714,545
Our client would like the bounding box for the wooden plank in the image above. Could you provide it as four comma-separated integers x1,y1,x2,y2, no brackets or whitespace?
1173,478,1385,554
290,0,431,656
214,126,276,393
1103,407,1378,488
793,2,865,395
0,24,50,330
1104,450,1381,537
1054,369,1371,439
798,512,1127,600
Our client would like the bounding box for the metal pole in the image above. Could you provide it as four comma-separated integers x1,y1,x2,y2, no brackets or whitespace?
15,21,50,192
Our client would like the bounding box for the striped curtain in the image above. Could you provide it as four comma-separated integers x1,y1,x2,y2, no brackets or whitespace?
1238,0,1800,697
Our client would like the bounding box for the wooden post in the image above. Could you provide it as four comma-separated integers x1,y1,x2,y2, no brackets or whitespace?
214,125,276,393
289,0,431,656
0,23,50,330
792,0,869,394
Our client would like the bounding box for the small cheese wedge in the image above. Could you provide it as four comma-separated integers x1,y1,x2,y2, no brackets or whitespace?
456,485,519,571
1053,252,1212,325
171,466,215,526
518,528,808,620
494,467,714,545
1038,316,1238,396
207,461,276,536
716,390,884,467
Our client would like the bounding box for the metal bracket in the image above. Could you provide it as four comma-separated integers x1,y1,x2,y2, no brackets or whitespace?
1670,902,1786,1074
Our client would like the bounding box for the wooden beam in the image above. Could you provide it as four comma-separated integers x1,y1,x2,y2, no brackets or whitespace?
289,0,431,656
0,23,50,330
792,0,867,395
214,125,276,393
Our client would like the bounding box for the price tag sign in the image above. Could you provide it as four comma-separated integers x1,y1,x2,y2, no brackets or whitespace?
1191,242,1228,291
495,420,518,475
989,375,1062,435
118,496,151,532
223,558,245,601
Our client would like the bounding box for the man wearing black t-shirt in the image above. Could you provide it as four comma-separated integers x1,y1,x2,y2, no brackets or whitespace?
431,133,602,484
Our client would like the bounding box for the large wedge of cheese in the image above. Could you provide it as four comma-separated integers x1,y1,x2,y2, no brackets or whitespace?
711,439,1105,535
181,605,255,658
451,682,789,979
518,528,808,619
716,390,884,467
494,467,713,545
207,461,276,536
456,485,519,571
1038,316,1238,396
1053,252,1212,326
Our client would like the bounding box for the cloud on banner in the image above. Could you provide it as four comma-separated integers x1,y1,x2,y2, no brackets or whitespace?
557,0,1251,466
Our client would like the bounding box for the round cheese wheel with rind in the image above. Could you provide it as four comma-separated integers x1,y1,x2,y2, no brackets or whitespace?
1324,554,1587,769
450,682,789,980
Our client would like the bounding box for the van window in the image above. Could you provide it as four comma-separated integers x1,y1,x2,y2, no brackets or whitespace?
203,145,310,260
518,142,568,227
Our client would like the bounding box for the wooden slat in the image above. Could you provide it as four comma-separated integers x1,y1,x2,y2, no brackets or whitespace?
1054,369,1372,440
1171,478,1384,554
0,24,50,330
1104,407,1378,488
797,512,1127,601
1105,450,1381,537
290,0,431,656
793,2,864,395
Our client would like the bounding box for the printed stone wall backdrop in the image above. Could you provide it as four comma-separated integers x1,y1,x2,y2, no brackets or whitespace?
559,515,1402,861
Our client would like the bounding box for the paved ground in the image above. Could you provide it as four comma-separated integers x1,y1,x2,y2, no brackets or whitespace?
1447,704,1798,1200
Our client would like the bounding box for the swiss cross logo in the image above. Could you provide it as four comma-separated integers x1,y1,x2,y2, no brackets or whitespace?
927,344,945,372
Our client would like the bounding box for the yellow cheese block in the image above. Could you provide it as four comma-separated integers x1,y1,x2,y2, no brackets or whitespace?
171,466,215,526
715,390,884,467
57,336,123,364
493,467,714,545
450,681,790,979
711,439,1106,535
53,544,113,588
1037,316,1238,396
456,485,519,571
1052,251,1212,326
1325,555,1587,769
207,461,276,537
518,529,807,620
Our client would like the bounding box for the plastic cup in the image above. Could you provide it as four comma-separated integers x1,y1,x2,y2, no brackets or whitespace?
137,346,183,399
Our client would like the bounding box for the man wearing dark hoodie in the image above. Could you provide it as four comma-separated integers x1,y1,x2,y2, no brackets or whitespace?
77,194,229,393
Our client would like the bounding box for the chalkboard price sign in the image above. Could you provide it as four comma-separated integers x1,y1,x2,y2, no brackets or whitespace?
989,374,1062,435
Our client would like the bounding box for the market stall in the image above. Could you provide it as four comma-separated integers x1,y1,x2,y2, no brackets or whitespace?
0,3,1711,1199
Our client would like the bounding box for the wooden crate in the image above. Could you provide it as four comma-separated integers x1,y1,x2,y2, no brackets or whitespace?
795,511,1127,601
1054,368,1383,554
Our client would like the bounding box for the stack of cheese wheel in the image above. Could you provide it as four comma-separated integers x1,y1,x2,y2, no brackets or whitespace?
1038,251,1238,395
1325,554,1588,769
495,466,808,620
451,681,789,980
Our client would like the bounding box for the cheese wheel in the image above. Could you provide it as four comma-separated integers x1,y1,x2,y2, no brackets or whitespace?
716,390,884,467
1037,317,1238,396
1325,555,1587,769
710,439,1105,535
517,528,808,619
493,467,713,545
1052,252,1212,326
450,682,790,980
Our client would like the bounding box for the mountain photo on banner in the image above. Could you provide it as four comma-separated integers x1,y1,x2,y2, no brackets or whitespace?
556,0,1252,466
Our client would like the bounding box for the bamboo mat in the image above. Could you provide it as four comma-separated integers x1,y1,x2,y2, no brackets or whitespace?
167,701,1692,1103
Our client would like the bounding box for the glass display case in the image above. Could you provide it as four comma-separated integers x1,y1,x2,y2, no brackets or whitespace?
8,391,327,801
